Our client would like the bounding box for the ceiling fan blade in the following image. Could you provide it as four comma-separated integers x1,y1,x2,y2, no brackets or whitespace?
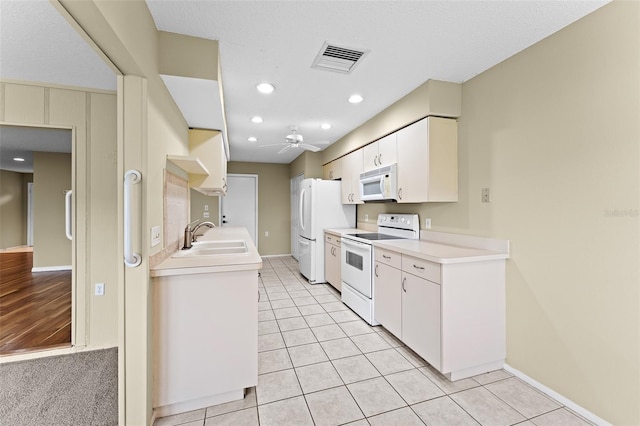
301,143,321,152
258,143,287,148
277,144,293,154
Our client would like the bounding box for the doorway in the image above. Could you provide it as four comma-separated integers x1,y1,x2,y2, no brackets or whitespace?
0,124,74,355
220,174,258,247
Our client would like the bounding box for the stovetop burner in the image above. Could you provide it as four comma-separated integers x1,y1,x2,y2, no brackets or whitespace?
348,233,406,241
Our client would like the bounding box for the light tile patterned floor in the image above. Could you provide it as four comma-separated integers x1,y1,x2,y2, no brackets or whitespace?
154,256,594,426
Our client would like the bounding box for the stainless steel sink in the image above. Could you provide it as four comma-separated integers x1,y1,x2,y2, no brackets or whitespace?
172,240,248,257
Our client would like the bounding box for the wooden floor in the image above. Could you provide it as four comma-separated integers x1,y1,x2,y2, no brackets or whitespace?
0,251,71,355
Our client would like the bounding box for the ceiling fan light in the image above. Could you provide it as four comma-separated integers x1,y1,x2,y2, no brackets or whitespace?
251,116,263,123
248,137,257,142
348,94,363,104
256,82,275,94
321,123,331,130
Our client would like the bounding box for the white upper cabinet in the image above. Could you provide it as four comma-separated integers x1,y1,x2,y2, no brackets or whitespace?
341,149,363,204
363,133,397,171
187,129,228,196
322,158,342,180
396,116,458,203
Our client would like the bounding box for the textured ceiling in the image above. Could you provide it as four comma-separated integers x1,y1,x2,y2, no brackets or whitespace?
0,1,609,166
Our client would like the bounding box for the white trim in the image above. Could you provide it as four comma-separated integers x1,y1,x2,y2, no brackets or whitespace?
261,254,293,258
503,364,612,426
27,182,34,246
31,265,72,272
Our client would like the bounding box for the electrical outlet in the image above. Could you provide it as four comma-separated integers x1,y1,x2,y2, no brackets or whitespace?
425,218,431,229
365,214,369,222
482,187,491,203
95,282,105,296
265,231,269,237
203,212,210,218
204,205,209,211
151,225,161,247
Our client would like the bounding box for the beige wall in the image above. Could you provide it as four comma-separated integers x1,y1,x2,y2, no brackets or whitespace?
290,151,323,179
32,152,71,267
228,161,291,255
190,189,220,226
321,2,640,424
0,170,30,249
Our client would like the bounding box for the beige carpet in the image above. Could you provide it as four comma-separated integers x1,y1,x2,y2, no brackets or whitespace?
0,348,118,425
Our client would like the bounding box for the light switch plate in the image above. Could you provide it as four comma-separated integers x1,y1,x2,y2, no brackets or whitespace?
151,225,161,247
425,218,431,229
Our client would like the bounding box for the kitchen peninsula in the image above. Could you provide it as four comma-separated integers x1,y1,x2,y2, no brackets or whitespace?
151,227,262,418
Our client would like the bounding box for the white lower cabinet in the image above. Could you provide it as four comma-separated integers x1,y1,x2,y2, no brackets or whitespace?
324,233,342,292
402,272,441,369
373,246,506,381
373,250,402,338
153,269,258,417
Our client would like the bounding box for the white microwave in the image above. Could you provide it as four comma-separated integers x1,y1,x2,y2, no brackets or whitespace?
359,163,398,201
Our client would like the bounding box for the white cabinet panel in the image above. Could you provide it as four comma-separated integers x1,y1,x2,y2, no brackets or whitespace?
402,273,441,369
340,149,363,204
396,116,457,203
374,261,401,338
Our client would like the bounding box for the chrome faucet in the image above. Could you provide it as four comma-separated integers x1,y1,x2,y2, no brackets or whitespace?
183,219,215,249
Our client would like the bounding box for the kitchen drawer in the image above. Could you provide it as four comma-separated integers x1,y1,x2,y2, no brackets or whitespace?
325,233,341,247
402,255,440,284
375,247,401,269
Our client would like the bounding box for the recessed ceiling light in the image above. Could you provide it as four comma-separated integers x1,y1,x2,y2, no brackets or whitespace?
256,83,275,94
13,157,25,162
321,123,331,130
348,94,363,104
251,116,263,123
248,137,257,142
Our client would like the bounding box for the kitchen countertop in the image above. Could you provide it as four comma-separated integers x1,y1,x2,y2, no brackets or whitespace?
324,227,509,265
151,226,262,277
373,239,508,264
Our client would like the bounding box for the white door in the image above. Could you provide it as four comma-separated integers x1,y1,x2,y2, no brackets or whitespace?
221,174,258,247
290,173,304,259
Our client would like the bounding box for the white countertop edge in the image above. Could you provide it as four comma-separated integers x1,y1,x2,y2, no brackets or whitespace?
151,261,262,277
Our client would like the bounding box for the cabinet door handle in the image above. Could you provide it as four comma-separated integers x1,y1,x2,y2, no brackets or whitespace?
413,264,425,270
398,188,402,200
378,153,382,165
383,254,391,260
258,290,261,302
402,277,407,292
374,156,378,167
375,264,379,277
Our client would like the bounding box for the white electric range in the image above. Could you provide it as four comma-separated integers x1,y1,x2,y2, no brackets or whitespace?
340,214,419,325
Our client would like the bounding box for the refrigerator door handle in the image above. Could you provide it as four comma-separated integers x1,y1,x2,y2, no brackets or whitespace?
299,188,306,232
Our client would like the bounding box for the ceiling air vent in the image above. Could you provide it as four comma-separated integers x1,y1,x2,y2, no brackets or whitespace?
311,42,369,74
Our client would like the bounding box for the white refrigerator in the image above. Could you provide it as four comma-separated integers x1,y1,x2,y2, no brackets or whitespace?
298,178,355,284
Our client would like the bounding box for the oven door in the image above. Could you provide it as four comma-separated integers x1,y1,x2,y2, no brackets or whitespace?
341,237,372,298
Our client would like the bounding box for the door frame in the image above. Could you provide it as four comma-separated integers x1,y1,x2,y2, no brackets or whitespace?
0,121,78,347
219,173,259,248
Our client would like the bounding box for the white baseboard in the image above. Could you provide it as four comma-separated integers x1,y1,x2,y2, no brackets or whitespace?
503,364,611,426
31,265,72,272
261,254,293,258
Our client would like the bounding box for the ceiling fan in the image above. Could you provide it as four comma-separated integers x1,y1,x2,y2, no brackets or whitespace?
261,128,324,154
